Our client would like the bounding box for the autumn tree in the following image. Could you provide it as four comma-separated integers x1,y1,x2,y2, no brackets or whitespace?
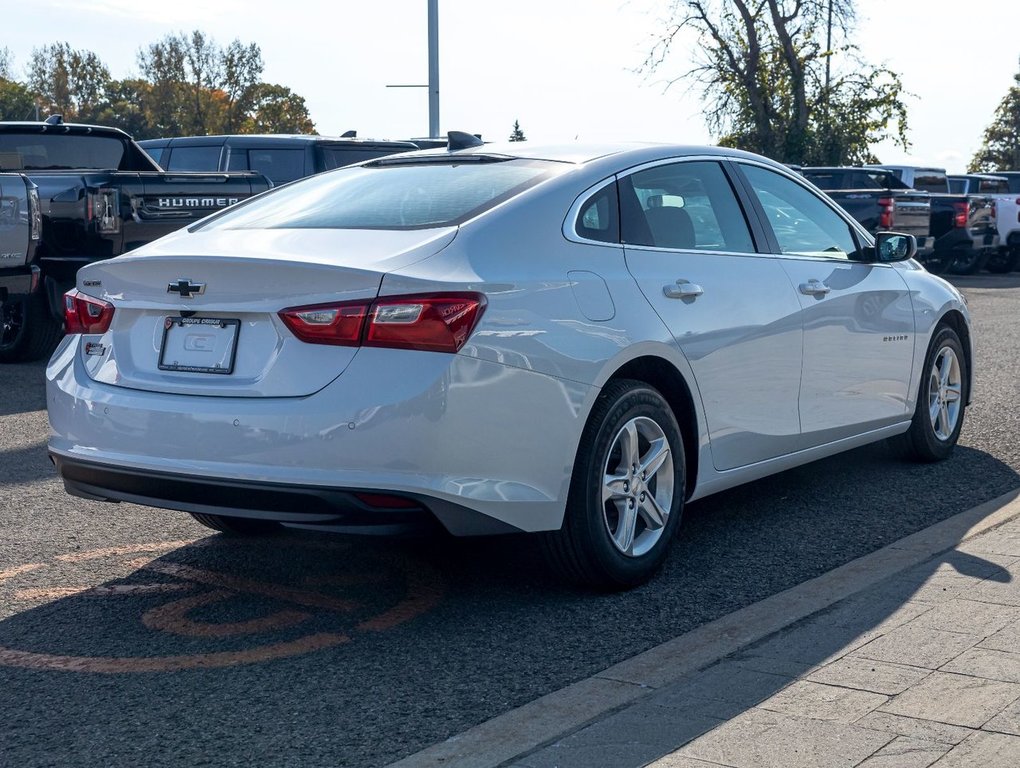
969,63,1020,172
508,119,527,142
243,83,315,133
27,43,111,122
221,40,262,133
0,48,36,121
644,0,909,165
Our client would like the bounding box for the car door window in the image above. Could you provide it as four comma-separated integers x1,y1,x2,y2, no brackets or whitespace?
620,161,755,253
741,164,860,260
248,149,306,184
165,146,222,172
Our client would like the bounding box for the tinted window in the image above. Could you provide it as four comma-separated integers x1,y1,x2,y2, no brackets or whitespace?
143,146,165,167
802,171,842,190
320,146,412,170
166,146,222,172
575,182,619,244
0,134,126,170
742,164,859,259
948,178,966,194
1005,175,1020,194
979,178,1009,194
197,159,557,231
912,173,948,193
226,149,248,171
619,161,755,253
248,149,305,183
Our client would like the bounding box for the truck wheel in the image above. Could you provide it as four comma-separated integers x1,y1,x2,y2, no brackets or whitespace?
985,249,1019,274
540,380,685,590
947,249,988,276
0,293,64,363
923,250,953,275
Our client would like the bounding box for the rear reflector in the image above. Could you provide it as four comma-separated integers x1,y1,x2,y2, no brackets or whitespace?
64,289,115,335
279,293,486,353
353,493,421,510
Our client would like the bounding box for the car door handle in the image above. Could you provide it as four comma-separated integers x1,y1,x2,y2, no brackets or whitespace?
663,280,704,299
799,280,831,297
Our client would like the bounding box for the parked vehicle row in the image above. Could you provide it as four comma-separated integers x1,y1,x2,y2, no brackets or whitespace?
802,164,1003,275
139,133,419,186
0,117,274,362
47,140,972,588
948,173,1020,273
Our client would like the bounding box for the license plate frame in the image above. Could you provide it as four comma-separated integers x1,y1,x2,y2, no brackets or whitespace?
158,316,240,375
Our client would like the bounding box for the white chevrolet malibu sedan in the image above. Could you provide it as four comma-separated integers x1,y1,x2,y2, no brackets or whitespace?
47,140,972,588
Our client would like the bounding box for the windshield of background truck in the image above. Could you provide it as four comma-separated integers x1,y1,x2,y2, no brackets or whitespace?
0,134,126,170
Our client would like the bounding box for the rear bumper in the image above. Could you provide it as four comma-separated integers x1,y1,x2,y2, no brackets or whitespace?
46,336,591,535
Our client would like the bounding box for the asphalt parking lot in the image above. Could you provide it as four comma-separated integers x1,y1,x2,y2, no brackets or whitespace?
1,274,1018,768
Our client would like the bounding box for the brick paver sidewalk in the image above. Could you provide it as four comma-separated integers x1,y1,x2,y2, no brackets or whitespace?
515,517,1020,768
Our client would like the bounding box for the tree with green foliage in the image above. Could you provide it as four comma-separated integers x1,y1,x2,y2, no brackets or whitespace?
27,42,111,122
644,0,908,165
243,83,315,134
509,119,526,142
969,63,1020,172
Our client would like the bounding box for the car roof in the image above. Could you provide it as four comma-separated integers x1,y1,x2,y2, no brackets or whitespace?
138,134,418,149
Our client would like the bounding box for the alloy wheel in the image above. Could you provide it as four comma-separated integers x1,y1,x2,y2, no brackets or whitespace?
601,416,674,557
928,346,962,441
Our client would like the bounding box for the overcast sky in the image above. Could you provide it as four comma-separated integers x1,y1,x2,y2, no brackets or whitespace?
5,0,1018,172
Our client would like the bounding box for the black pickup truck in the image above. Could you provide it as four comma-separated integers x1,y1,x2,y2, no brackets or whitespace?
800,167,934,259
868,165,998,275
0,119,272,362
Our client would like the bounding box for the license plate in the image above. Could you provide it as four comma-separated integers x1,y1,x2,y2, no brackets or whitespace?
158,317,240,375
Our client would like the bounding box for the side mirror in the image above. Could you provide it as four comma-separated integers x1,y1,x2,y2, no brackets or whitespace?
872,232,917,263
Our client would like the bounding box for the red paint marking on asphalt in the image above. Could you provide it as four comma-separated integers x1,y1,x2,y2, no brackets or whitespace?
0,564,44,582
14,583,194,601
55,541,196,563
139,561,361,613
141,589,311,638
0,633,352,673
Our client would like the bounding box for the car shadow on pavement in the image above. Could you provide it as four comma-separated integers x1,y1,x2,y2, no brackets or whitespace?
0,443,58,486
0,444,1017,767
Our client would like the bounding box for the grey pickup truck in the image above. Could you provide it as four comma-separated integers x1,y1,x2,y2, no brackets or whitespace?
0,173,40,344
800,166,934,260
0,118,273,362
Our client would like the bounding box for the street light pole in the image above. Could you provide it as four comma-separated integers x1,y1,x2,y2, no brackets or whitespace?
428,0,439,139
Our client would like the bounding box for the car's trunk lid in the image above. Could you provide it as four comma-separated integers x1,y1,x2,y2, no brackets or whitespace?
75,227,457,397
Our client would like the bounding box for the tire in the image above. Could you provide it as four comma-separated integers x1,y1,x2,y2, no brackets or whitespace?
922,250,953,275
888,325,967,462
189,512,282,535
540,379,685,590
947,248,987,276
984,250,1017,274
0,291,64,363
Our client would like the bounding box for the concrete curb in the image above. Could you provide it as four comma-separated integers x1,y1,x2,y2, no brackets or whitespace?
388,488,1020,768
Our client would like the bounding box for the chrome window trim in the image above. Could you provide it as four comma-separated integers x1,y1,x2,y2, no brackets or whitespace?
563,177,621,248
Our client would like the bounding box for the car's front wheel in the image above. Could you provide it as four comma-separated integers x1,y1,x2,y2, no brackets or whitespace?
889,325,967,462
541,379,685,589
189,512,282,535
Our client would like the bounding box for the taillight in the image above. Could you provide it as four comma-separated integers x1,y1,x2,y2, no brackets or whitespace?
278,293,486,354
365,294,486,353
878,197,894,230
278,301,369,346
27,186,41,241
63,289,114,334
953,201,969,228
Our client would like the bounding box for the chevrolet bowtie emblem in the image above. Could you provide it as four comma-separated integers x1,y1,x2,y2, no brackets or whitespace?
167,279,205,298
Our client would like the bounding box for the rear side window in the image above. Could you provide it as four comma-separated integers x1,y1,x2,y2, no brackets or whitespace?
165,146,222,172
949,178,966,194
619,161,755,253
248,149,305,184
979,178,1009,194
802,172,842,190
197,159,558,231
575,182,619,244
320,146,412,170
143,146,165,167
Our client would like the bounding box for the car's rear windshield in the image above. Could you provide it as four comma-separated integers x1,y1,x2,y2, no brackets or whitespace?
0,134,127,170
912,172,947,193
195,158,558,231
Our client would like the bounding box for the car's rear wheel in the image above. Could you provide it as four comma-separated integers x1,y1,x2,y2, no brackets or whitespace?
541,379,685,589
889,325,967,462
0,292,63,363
189,512,282,535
